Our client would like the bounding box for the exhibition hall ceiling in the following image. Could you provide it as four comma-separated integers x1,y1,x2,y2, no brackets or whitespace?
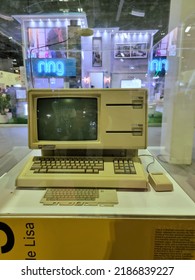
0,0,170,65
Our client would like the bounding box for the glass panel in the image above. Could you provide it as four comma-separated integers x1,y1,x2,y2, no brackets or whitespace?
0,1,195,215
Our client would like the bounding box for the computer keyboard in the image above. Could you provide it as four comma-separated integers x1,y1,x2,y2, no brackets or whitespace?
113,159,136,174
40,188,118,206
31,156,104,174
16,156,148,189
30,156,137,175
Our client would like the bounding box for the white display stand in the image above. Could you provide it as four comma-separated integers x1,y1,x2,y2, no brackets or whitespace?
0,147,195,260
0,148,194,217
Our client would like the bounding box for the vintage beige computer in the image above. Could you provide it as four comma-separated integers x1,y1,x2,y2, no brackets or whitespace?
16,88,148,204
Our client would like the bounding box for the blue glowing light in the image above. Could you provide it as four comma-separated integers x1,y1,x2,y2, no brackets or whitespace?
31,58,76,77
149,58,168,72
37,60,64,76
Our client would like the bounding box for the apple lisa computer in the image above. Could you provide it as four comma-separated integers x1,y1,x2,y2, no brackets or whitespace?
16,88,148,205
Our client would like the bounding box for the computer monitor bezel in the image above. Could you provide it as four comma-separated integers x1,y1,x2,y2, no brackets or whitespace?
28,88,148,152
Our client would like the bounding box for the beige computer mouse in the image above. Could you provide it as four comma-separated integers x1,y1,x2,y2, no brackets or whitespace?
148,173,173,192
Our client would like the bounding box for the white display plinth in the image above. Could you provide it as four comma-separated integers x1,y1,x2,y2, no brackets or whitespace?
0,147,195,260
0,148,194,217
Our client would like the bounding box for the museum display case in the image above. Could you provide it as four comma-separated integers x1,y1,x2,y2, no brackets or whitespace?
0,0,195,260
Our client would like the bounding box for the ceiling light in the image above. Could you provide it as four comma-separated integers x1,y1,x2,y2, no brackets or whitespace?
185,25,191,33
130,9,145,17
59,9,69,13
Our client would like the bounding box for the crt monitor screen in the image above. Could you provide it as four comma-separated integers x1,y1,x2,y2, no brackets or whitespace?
37,97,97,141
